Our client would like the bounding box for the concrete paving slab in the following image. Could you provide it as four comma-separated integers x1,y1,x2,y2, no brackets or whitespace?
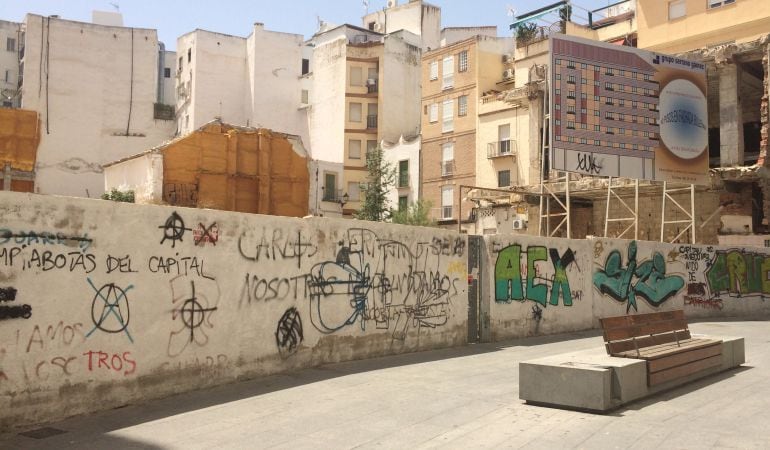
1,320,769,449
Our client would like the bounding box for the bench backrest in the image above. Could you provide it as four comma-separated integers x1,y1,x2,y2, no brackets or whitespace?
599,310,691,355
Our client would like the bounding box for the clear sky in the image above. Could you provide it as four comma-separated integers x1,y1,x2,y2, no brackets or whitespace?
1,0,616,50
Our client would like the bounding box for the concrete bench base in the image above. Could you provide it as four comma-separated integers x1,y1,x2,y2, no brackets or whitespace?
519,336,744,412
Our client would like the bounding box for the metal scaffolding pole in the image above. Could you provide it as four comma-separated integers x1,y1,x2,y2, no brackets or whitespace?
660,182,696,243
603,177,639,239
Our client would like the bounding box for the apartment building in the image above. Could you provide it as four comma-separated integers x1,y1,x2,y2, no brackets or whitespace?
0,20,22,108
307,24,421,217
20,14,176,197
175,24,307,144
362,0,441,51
420,35,513,229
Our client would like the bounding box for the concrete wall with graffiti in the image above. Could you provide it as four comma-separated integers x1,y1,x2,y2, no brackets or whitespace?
0,191,468,429
485,234,593,341
592,238,770,322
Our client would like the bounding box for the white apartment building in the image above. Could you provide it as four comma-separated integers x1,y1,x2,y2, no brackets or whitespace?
306,24,422,217
382,135,420,212
362,0,441,51
0,20,23,108
175,24,308,146
20,13,176,197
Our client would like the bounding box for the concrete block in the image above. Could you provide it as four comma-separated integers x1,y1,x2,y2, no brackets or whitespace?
520,337,745,412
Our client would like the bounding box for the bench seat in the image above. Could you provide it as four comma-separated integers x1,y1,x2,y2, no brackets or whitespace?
600,311,722,386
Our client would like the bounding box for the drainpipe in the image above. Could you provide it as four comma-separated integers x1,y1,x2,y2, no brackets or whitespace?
157,42,165,104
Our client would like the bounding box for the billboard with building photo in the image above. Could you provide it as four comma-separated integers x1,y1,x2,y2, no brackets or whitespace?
549,34,709,185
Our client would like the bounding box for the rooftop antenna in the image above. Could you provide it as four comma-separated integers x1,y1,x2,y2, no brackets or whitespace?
109,2,120,11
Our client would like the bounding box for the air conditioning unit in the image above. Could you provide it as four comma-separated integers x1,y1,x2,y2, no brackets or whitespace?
512,219,528,230
502,54,512,63
387,0,398,8
366,78,376,86
503,69,514,80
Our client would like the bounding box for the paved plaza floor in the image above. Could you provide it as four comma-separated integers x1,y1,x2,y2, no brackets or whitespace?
2,320,769,449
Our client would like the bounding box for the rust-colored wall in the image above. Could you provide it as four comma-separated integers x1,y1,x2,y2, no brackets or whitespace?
162,123,309,217
0,109,39,172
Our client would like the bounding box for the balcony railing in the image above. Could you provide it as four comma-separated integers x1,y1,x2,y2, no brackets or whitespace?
441,160,454,177
367,81,378,93
441,206,453,220
322,188,343,202
154,103,175,121
366,115,378,129
487,140,516,159
398,172,409,188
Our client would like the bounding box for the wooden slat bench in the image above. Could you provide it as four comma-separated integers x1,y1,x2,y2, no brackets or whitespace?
599,310,722,386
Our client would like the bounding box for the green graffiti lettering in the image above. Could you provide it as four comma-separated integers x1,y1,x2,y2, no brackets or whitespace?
526,246,548,306
495,245,523,302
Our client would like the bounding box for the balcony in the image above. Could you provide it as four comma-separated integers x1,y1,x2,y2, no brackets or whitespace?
367,115,378,129
322,188,343,203
487,140,516,159
441,160,454,177
398,172,409,188
366,80,378,93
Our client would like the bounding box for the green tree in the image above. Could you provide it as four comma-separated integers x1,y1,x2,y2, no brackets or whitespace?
514,22,538,43
355,146,396,222
101,188,135,203
391,199,437,227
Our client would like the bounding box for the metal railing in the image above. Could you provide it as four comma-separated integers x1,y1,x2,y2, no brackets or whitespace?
398,172,409,188
487,140,516,159
153,103,175,120
367,115,378,129
441,160,454,177
322,188,343,202
367,81,378,93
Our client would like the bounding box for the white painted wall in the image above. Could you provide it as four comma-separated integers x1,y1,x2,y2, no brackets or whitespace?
0,20,22,108
159,49,176,106
0,190,468,430
102,151,163,203
382,135,420,209
440,26,497,47
21,14,175,198
307,36,347,163
381,31,421,142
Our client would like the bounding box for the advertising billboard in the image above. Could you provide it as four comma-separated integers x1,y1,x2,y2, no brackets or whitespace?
549,34,709,185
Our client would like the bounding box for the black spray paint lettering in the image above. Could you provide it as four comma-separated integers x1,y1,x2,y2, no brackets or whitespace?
275,307,303,358
0,229,93,251
148,255,214,279
238,228,318,269
576,153,603,175
0,286,31,321
239,273,312,305
106,255,138,273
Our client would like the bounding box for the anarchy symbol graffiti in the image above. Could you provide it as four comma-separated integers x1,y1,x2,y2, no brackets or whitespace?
275,307,303,358
159,211,191,248
86,278,134,343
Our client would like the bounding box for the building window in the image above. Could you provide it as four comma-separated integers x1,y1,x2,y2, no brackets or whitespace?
349,139,362,159
594,110,600,117
398,195,409,211
458,50,468,72
6,37,15,52
301,89,309,104
430,61,438,80
368,21,376,31
178,56,183,70
605,82,613,91
367,140,378,156
442,99,454,132
581,92,587,100
441,143,454,176
458,95,468,116
498,170,511,188
429,103,438,123
669,0,686,19
350,66,363,86
555,89,561,95
567,75,576,84
442,56,454,89
187,48,192,63
594,125,600,131
594,140,601,146
567,90,575,99
581,122,587,129
323,173,338,201
441,185,453,219
398,160,409,187
163,67,171,78
348,182,361,201
4,70,10,83
567,121,575,129
555,73,561,80
302,58,310,75
349,102,362,122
